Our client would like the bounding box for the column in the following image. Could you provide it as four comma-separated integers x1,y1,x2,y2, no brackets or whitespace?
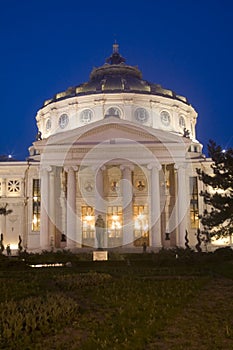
148,163,162,248
66,166,78,248
49,167,56,249
121,165,134,246
95,166,105,214
164,165,173,245
95,166,105,248
175,163,188,247
0,180,7,238
40,167,51,250
1,178,6,197
59,169,67,247
75,167,82,248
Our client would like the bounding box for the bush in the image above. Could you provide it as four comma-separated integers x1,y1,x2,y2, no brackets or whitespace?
213,246,233,260
0,293,79,346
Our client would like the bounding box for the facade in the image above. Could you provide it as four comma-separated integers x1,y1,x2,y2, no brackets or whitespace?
0,44,218,252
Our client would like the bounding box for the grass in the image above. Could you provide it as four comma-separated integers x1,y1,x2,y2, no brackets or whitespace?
0,248,233,349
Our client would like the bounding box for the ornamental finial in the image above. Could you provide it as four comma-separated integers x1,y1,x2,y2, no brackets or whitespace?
113,40,119,54
106,41,126,65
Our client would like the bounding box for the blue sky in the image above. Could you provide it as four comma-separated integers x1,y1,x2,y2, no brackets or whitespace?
0,0,232,159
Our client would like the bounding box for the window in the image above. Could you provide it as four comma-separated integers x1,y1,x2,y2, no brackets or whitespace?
160,111,171,126
7,180,21,195
59,113,69,129
32,179,41,231
81,206,95,239
179,115,186,129
46,118,52,131
80,109,93,123
133,205,149,240
107,206,122,238
189,177,199,229
104,107,121,118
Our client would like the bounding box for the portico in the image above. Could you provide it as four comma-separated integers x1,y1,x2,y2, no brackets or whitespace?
35,118,191,250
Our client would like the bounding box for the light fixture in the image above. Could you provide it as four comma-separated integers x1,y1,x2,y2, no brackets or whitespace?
85,215,93,222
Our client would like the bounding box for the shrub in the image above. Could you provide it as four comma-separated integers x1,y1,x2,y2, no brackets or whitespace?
0,293,79,346
213,246,233,260
54,271,112,291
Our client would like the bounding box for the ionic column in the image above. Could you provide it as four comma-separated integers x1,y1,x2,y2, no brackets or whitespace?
0,180,7,237
121,165,134,246
49,168,56,249
95,166,105,248
75,167,82,248
95,166,105,215
59,169,67,246
66,166,78,248
40,167,51,250
148,163,162,248
175,163,188,247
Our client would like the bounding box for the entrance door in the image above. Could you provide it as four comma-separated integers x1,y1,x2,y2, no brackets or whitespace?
133,205,149,246
106,206,123,248
81,206,95,247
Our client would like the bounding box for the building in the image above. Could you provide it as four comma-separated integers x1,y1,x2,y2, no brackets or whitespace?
0,44,217,252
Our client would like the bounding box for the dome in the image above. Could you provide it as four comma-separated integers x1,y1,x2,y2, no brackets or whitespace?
36,44,198,144
43,44,189,107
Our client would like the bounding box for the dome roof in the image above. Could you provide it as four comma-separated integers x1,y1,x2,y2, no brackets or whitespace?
43,44,189,107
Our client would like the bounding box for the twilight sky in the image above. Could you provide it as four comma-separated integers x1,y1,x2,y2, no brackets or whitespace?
0,0,233,160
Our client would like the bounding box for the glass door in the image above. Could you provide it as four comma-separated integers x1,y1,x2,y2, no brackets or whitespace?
81,206,95,247
133,205,149,246
106,206,123,248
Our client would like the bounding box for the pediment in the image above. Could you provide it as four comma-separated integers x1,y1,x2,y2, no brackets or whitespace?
33,119,191,167
75,123,156,144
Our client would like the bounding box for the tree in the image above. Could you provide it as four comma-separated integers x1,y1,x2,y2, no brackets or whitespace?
197,140,233,240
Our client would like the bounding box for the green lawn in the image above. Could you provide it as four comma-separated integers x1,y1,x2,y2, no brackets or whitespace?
0,249,233,349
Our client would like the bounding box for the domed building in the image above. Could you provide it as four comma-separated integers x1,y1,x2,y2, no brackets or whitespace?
0,44,213,252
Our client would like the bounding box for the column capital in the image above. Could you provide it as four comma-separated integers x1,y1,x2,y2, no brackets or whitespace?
147,163,161,171
40,165,53,175
64,165,79,173
120,164,134,172
174,162,187,170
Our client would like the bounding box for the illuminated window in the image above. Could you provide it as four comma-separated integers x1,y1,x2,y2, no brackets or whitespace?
81,206,95,239
107,206,122,238
32,179,40,231
0,180,2,196
7,180,21,195
133,205,149,244
189,177,199,229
